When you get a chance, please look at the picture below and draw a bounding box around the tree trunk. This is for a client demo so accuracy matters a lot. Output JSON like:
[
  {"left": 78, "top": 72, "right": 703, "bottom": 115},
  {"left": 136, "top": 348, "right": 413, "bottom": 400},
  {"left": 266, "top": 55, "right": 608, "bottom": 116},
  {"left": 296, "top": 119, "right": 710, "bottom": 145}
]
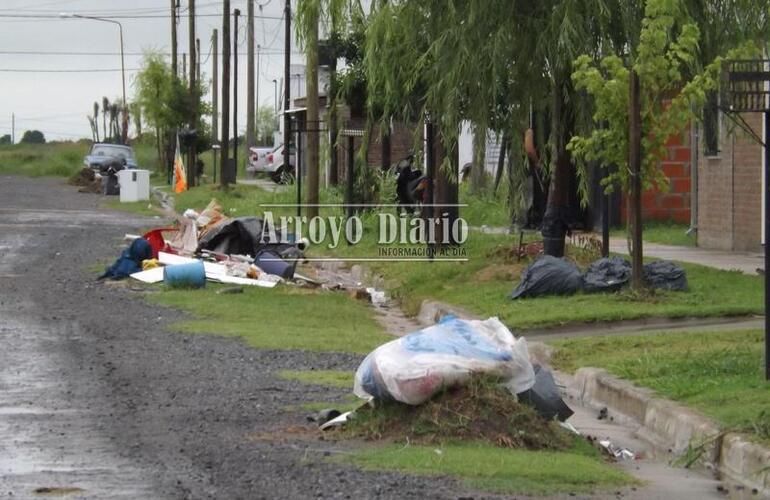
[
  {"left": 541, "top": 76, "right": 574, "bottom": 257},
  {"left": 493, "top": 131, "right": 509, "bottom": 193},
  {"left": 187, "top": 0, "right": 197, "bottom": 188},
  {"left": 246, "top": 0, "right": 255, "bottom": 154},
  {"left": 434, "top": 130, "right": 460, "bottom": 246},
  {"left": 471, "top": 127, "right": 487, "bottom": 194},
  {"left": 629, "top": 70, "right": 644, "bottom": 289},
  {"left": 305, "top": 4, "right": 320, "bottom": 219}
]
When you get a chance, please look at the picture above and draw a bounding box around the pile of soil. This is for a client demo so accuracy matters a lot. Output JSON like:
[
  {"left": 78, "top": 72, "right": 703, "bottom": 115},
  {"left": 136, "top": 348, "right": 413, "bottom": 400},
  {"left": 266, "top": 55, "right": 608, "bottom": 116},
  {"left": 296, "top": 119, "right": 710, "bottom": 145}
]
[
  {"left": 68, "top": 167, "right": 101, "bottom": 193},
  {"left": 342, "top": 377, "right": 574, "bottom": 451}
]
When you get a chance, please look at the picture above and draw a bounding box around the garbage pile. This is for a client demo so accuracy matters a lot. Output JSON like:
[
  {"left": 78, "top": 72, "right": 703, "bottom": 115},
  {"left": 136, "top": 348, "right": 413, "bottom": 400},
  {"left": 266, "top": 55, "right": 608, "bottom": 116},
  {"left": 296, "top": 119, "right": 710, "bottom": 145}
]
[
  {"left": 511, "top": 255, "right": 689, "bottom": 299},
  {"left": 98, "top": 198, "right": 302, "bottom": 288}
]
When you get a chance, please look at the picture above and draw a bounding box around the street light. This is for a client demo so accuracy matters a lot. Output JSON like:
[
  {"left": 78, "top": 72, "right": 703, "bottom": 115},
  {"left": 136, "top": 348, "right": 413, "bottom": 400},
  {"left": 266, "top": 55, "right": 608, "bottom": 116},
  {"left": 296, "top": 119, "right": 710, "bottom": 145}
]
[
  {"left": 272, "top": 79, "right": 278, "bottom": 113},
  {"left": 60, "top": 12, "right": 126, "bottom": 142}
]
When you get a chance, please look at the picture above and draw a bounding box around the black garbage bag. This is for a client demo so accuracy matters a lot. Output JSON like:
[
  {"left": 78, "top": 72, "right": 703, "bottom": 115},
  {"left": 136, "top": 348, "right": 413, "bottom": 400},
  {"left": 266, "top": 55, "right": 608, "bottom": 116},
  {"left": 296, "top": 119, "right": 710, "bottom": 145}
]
[
  {"left": 197, "top": 217, "right": 299, "bottom": 278},
  {"left": 583, "top": 257, "right": 631, "bottom": 293},
  {"left": 510, "top": 255, "right": 583, "bottom": 299},
  {"left": 644, "top": 260, "right": 688, "bottom": 291},
  {"left": 517, "top": 364, "right": 574, "bottom": 422},
  {"left": 198, "top": 217, "right": 294, "bottom": 257}
]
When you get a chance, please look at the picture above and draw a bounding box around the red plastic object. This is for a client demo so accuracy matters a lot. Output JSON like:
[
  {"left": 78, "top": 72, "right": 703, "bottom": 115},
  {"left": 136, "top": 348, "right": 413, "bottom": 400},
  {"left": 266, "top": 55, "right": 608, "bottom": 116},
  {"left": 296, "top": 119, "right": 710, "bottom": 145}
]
[{"left": 142, "top": 227, "right": 177, "bottom": 259}]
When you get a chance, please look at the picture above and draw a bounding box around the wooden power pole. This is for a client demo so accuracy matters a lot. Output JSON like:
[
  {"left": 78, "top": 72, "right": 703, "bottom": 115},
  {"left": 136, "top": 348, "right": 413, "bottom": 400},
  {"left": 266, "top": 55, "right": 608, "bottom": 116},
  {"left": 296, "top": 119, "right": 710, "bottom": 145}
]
[
  {"left": 629, "top": 70, "right": 643, "bottom": 289},
  {"left": 306, "top": 3, "right": 320, "bottom": 219},
  {"left": 233, "top": 8, "right": 240, "bottom": 179},
  {"left": 187, "top": 0, "right": 197, "bottom": 187},
  {"left": 170, "top": 0, "right": 177, "bottom": 77},
  {"left": 246, "top": 0, "right": 255, "bottom": 154},
  {"left": 212, "top": 29, "right": 218, "bottom": 146},
  {"left": 220, "top": 0, "right": 231, "bottom": 187}
]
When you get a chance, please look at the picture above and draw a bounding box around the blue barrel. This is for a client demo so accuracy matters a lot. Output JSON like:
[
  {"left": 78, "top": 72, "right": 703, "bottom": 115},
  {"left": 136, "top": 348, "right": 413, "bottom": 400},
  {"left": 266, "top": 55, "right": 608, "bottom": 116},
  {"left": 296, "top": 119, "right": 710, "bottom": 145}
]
[{"left": 163, "top": 261, "right": 206, "bottom": 288}]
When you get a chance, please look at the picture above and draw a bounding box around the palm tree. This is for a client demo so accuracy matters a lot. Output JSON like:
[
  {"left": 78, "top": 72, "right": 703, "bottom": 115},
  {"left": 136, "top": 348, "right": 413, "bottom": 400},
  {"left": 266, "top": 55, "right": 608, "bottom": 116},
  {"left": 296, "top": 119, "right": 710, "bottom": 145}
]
[
  {"left": 102, "top": 96, "right": 109, "bottom": 142},
  {"left": 92, "top": 101, "right": 100, "bottom": 142}
]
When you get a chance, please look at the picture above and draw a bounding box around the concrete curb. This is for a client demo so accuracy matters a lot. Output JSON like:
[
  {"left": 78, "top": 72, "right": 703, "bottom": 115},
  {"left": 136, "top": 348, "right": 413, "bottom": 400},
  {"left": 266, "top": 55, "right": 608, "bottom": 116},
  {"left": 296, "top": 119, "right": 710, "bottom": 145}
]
[{"left": 566, "top": 367, "right": 770, "bottom": 496}]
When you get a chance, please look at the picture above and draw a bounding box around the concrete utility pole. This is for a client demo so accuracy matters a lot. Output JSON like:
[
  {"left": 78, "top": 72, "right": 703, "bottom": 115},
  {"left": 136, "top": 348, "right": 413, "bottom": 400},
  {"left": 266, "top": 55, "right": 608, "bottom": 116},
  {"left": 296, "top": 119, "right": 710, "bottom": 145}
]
[
  {"left": 283, "top": 0, "right": 291, "bottom": 209},
  {"left": 629, "top": 70, "right": 643, "bottom": 289},
  {"left": 170, "top": 0, "right": 177, "bottom": 77},
  {"left": 11, "top": 113, "right": 14, "bottom": 144},
  {"left": 187, "top": 0, "right": 197, "bottom": 187},
  {"left": 212, "top": 29, "right": 218, "bottom": 146},
  {"left": 306, "top": 3, "right": 320, "bottom": 219},
  {"left": 182, "top": 53, "right": 187, "bottom": 78},
  {"left": 220, "top": 0, "right": 231, "bottom": 187},
  {"left": 246, "top": 0, "right": 255, "bottom": 153},
  {"left": 196, "top": 37, "right": 201, "bottom": 83},
  {"left": 233, "top": 8, "right": 240, "bottom": 179},
  {"left": 256, "top": 44, "right": 260, "bottom": 141}
]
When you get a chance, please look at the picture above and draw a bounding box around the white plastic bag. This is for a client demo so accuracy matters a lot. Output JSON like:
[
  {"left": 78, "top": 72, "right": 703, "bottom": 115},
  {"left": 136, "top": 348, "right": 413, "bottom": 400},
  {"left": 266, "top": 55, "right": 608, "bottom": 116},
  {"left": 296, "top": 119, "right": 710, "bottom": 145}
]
[{"left": 353, "top": 316, "right": 535, "bottom": 405}]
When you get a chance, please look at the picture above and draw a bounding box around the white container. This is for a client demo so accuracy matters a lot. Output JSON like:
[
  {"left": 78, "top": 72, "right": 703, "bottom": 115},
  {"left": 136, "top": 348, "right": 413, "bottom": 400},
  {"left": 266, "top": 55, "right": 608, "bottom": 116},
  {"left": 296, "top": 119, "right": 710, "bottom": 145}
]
[{"left": 117, "top": 169, "right": 150, "bottom": 203}]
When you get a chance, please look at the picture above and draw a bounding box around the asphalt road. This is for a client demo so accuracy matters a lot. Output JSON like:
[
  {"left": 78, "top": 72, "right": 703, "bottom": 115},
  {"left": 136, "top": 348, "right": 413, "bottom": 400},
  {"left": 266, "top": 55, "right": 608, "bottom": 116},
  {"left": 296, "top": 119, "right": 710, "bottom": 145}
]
[{"left": 0, "top": 176, "right": 468, "bottom": 499}]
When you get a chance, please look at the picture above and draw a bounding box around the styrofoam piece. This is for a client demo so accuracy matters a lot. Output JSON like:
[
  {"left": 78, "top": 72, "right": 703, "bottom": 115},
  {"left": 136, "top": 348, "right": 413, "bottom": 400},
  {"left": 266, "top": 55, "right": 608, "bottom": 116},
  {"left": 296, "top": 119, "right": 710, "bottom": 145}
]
[
  {"left": 130, "top": 267, "right": 164, "bottom": 283},
  {"left": 207, "top": 274, "right": 278, "bottom": 288}
]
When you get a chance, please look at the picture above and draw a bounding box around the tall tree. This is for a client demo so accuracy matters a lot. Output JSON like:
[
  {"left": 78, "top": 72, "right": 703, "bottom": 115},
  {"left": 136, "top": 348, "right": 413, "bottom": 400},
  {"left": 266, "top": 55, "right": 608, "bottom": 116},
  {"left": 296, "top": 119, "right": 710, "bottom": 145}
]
[
  {"left": 102, "top": 96, "right": 109, "bottom": 142},
  {"left": 93, "top": 101, "right": 100, "bottom": 142}
]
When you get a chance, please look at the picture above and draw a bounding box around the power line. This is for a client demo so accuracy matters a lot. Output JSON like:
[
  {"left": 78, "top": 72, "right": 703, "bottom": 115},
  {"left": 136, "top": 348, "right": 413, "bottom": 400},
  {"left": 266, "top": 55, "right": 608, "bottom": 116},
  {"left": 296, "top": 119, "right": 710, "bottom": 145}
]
[
  {"left": 0, "top": 68, "right": 140, "bottom": 73},
  {"left": 0, "top": 50, "right": 300, "bottom": 56},
  {"left": 0, "top": 13, "right": 282, "bottom": 19}
]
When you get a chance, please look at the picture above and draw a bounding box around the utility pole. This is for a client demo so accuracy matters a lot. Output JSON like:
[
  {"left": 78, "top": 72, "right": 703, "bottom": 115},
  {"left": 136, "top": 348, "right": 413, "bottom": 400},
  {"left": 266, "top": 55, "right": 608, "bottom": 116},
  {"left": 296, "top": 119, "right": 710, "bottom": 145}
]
[
  {"left": 246, "top": 0, "right": 255, "bottom": 154},
  {"left": 212, "top": 29, "right": 218, "bottom": 147},
  {"left": 233, "top": 8, "right": 240, "bottom": 179},
  {"left": 187, "top": 0, "right": 197, "bottom": 187},
  {"left": 283, "top": 0, "right": 292, "bottom": 212},
  {"left": 629, "top": 70, "right": 643, "bottom": 289},
  {"left": 170, "top": 0, "right": 177, "bottom": 77},
  {"left": 182, "top": 53, "right": 187, "bottom": 79},
  {"left": 256, "top": 44, "right": 260, "bottom": 142},
  {"left": 306, "top": 3, "right": 320, "bottom": 219},
  {"left": 11, "top": 113, "right": 14, "bottom": 144},
  {"left": 196, "top": 37, "right": 200, "bottom": 83},
  {"left": 220, "top": 0, "right": 231, "bottom": 187}
]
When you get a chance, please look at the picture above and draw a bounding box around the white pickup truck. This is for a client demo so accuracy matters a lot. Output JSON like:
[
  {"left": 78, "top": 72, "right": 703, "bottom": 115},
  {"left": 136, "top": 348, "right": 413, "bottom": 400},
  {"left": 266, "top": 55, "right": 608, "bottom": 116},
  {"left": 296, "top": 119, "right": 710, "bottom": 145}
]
[{"left": 247, "top": 144, "right": 296, "bottom": 184}]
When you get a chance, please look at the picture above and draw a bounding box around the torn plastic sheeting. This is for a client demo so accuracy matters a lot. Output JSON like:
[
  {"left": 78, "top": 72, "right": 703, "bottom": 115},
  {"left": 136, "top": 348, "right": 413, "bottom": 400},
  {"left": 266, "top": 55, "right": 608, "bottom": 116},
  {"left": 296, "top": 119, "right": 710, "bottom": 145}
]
[
  {"left": 598, "top": 439, "right": 636, "bottom": 461},
  {"left": 197, "top": 216, "right": 296, "bottom": 259},
  {"left": 319, "top": 411, "right": 354, "bottom": 431},
  {"left": 353, "top": 316, "right": 535, "bottom": 406},
  {"left": 510, "top": 255, "right": 583, "bottom": 299}
]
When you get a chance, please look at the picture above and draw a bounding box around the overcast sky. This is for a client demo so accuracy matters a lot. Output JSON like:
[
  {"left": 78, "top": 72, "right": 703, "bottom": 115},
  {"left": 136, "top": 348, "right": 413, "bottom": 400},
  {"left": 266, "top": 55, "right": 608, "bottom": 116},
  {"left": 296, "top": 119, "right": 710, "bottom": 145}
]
[{"left": 0, "top": 0, "right": 305, "bottom": 141}]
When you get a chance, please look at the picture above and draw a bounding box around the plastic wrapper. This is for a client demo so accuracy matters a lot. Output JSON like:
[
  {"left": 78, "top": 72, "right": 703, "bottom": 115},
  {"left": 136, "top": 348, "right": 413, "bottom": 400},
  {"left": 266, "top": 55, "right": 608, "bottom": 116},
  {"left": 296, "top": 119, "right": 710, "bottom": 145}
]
[{"left": 353, "top": 316, "right": 535, "bottom": 406}]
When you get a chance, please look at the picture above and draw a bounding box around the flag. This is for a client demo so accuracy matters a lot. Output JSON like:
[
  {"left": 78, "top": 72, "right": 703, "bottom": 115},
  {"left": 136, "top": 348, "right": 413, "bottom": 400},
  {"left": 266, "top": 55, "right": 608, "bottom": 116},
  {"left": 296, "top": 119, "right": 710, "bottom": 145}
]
[{"left": 173, "top": 134, "right": 187, "bottom": 193}]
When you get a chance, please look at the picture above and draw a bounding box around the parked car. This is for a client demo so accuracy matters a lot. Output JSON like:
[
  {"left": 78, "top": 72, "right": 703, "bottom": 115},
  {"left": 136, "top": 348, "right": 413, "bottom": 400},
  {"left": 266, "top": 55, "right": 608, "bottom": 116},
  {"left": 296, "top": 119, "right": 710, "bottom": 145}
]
[
  {"left": 83, "top": 143, "right": 138, "bottom": 173},
  {"left": 247, "top": 143, "right": 296, "bottom": 184}
]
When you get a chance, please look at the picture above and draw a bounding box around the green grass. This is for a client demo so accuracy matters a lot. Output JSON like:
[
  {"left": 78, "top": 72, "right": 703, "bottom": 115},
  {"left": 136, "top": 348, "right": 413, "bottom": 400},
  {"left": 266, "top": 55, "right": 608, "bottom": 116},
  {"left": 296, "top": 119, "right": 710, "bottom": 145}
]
[
  {"left": 114, "top": 181, "right": 762, "bottom": 331},
  {"left": 612, "top": 221, "right": 696, "bottom": 247},
  {"left": 550, "top": 329, "right": 770, "bottom": 443},
  {"left": 277, "top": 369, "right": 354, "bottom": 389},
  {"left": 340, "top": 441, "right": 635, "bottom": 496},
  {"left": 147, "top": 283, "right": 393, "bottom": 354},
  {"left": 0, "top": 142, "right": 88, "bottom": 177}
]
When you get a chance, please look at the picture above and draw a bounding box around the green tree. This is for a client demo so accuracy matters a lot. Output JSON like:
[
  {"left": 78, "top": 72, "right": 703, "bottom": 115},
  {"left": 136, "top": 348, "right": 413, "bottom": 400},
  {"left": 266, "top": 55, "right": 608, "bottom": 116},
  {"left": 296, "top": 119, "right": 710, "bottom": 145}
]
[
  {"left": 567, "top": 0, "right": 760, "bottom": 287},
  {"left": 0, "top": 134, "right": 11, "bottom": 145},
  {"left": 21, "top": 130, "right": 45, "bottom": 144},
  {"left": 255, "top": 105, "right": 276, "bottom": 146},
  {"left": 133, "top": 51, "right": 210, "bottom": 175}
]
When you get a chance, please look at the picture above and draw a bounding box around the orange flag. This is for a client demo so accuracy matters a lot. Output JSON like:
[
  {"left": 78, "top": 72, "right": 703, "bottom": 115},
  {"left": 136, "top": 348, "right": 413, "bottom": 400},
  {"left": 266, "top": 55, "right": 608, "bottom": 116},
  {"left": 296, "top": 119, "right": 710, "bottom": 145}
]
[{"left": 173, "top": 135, "right": 187, "bottom": 193}]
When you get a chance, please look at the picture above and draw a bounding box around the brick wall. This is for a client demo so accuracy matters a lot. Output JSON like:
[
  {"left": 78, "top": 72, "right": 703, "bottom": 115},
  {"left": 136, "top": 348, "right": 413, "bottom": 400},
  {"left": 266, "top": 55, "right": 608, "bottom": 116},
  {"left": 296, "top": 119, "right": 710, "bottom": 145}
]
[
  {"left": 620, "top": 128, "right": 692, "bottom": 223},
  {"left": 697, "top": 112, "right": 763, "bottom": 251}
]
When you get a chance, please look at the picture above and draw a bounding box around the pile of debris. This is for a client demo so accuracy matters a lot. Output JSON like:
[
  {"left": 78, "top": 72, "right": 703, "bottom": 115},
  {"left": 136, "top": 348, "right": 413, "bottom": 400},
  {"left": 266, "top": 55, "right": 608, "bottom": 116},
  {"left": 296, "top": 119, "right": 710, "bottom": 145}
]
[
  {"left": 98, "top": 199, "right": 303, "bottom": 289},
  {"left": 316, "top": 316, "right": 576, "bottom": 449}
]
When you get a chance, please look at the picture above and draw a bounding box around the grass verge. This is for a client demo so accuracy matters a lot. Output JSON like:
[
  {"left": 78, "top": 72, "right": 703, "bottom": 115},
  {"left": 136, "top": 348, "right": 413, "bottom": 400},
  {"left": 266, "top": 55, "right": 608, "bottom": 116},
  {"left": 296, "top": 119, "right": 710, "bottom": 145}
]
[
  {"left": 0, "top": 142, "right": 87, "bottom": 177},
  {"left": 550, "top": 329, "right": 770, "bottom": 443},
  {"left": 612, "top": 221, "right": 696, "bottom": 247},
  {"left": 339, "top": 441, "right": 635, "bottom": 496},
  {"left": 277, "top": 369, "right": 354, "bottom": 389},
  {"left": 147, "top": 283, "right": 393, "bottom": 354}
]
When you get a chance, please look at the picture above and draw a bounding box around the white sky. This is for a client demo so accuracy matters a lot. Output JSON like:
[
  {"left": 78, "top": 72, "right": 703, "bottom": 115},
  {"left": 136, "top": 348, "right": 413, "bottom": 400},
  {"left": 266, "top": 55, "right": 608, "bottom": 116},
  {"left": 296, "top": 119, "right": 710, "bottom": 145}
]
[{"left": 0, "top": 0, "right": 305, "bottom": 141}]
